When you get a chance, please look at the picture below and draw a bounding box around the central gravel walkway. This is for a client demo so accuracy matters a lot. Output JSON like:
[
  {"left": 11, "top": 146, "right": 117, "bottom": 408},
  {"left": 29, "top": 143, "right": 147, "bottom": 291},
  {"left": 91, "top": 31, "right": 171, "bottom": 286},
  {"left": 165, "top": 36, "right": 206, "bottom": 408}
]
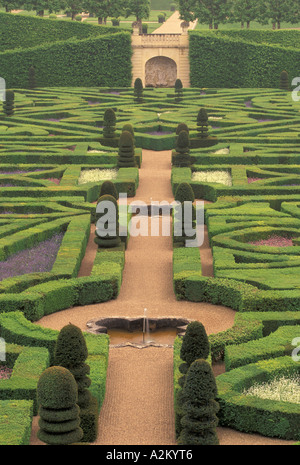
[
  {"left": 31, "top": 150, "right": 294, "bottom": 446},
  {"left": 152, "top": 11, "right": 198, "bottom": 34}
]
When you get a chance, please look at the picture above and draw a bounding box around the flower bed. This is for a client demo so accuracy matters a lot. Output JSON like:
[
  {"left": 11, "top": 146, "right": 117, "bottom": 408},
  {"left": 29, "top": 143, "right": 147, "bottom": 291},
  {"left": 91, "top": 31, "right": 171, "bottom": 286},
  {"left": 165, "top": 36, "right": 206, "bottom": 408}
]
[
  {"left": 0, "top": 232, "right": 64, "bottom": 281},
  {"left": 78, "top": 169, "right": 118, "bottom": 185},
  {"left": 191, "top": 170, "right": 232, "bottom": 186}
]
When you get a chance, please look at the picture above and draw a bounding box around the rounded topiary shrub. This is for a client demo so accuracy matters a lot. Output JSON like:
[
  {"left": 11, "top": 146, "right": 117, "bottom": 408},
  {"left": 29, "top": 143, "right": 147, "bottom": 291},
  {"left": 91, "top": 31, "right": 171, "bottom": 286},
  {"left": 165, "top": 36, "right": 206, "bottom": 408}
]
[
  {"left": 280, "top": 70, "right": 290, "bottom": 91},
  {"left": 122, "top": 123, "right": 134, "bottom": 138},
  {"left": 175, "top": 78, "right": 183, "bottom": 102},
  {"left": 118, "top": 130, "right": 137, "bottom": 168},
  {"left": 99, "top": 180, "right": 118, "bottom": 200},
  {"left": 180, "top": 321, "right": 210, "bottom": 367},
  {"left": 75, "top": 15, "right": 82, "bottom": 21},
  {"left": 175, "top": 182, "right": 195, "bottom": 203},
  {"left": 178, "top": 359, "right": 219, "bottom": 446},
  {"left": 37, "top": 366, "right": 83, "bottom": 445},
  {"left": 176, "top": 123, "right": 189, "bottom": 135},
  {"left": 95, "top": 194, "right": 121, "bottom": 248},
  {"left": 103, "top": 108, "right": 117, "bottom": 139}
]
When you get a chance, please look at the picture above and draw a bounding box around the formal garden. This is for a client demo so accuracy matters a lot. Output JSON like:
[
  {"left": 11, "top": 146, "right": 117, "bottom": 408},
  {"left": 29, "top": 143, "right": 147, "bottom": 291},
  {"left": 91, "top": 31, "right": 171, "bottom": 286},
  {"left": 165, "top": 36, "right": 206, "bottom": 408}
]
[{"left": 0, "top": 2, "right": 300, "bottom": 447}]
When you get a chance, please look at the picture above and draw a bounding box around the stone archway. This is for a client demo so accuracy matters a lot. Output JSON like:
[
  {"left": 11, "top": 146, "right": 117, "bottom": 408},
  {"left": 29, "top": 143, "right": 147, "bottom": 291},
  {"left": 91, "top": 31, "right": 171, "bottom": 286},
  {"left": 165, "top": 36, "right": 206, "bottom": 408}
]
[{"left": 145, "top": 56, "right": 177, "bottom": 88}]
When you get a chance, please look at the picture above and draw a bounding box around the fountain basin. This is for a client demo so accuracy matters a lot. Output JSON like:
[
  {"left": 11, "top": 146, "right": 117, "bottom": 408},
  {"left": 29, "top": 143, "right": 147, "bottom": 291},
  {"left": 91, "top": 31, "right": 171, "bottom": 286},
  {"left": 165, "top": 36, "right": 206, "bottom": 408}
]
[{"left": 86, "top": 316, "right": 193, "bottom": 348}]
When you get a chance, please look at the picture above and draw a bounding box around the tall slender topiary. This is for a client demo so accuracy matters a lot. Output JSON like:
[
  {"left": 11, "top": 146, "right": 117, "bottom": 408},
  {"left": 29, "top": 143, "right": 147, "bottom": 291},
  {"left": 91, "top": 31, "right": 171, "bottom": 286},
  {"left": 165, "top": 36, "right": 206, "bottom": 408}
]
[
  {"left": 94, "top": 194, "right": 122, "bottom": 248},
  {"left": 54, "top": 324, "right": 91, "bottom": 409},
  {"left": 280, "top": 70, "right": 290, "bottom": 91},
  {"left": 173, "top": 183, "right": 196, "bottom": 246},
  {"left": 175, "top": 78, "right": 183, "bottom": 103},
  {"left": 173, "top": 130, "right": 191, "bottom": 167},
  {"left": 134, "top": 78, "right": 144, "bottom": 103},
  {"left": 118, "top": 130, "right": 137, "bottom": 168},
  {"left": 103, "top": 108, "right": 117, "bottom": 139},
  {"left": 176, "top": 321, "right": 210, "bottom": 436},
  {"left": 37, "top": 366, "right": 83, "bottom": 445},
  {"left": 3, "top": 90, "right": 14, "bottom": 117},
  {"left": 28, "top": 66, "right": 36, "bottom": 89},
  {"left": 178, "top": 359, "right": 220, "bottom": 445},
  {"left": 197, "top": 108, "right": 209, "bottom": 139},
  {"left": 53, "top": 324, "right": 98, "bottom": 442}
]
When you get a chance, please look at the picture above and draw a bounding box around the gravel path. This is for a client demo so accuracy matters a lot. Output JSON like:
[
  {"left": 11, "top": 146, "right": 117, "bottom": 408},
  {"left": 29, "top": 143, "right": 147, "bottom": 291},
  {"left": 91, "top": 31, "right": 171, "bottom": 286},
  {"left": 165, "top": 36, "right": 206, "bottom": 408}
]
[{"left": 31, "top": 150, "right": 294, "bottom": 446}]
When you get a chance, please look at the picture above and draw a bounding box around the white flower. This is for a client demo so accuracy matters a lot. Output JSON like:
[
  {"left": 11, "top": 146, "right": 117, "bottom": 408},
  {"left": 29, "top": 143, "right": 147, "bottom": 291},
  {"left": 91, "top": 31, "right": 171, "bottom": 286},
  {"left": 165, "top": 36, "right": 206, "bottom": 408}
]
[
  {"left": 192, "top": 170, "right": 232, "bottom": 186},
  {"left": 243, "top": 375, "right": 300, "bottom": 404},
  {"left": 78, "top": 169, "right": 118, "bottom": 185}
]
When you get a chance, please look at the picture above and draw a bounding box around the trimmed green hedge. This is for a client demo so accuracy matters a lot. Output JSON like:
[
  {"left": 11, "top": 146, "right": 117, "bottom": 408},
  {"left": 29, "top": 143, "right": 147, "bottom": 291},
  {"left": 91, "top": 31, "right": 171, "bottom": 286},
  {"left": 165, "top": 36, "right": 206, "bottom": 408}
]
[
  {"left": 189, "top": 31, "right": 300, "bottom": 88},
  {"left": 1, "top": 33, "right": 132, "bottom": 88},
  {"left": 0, "top": 11, "right": 120, "bottom": 52},
  {"left": 0, "top": 399, "right": 33, "bottom": 445},
  {"left": 217, "top": 356, "right": 300, "bottom": 440}
]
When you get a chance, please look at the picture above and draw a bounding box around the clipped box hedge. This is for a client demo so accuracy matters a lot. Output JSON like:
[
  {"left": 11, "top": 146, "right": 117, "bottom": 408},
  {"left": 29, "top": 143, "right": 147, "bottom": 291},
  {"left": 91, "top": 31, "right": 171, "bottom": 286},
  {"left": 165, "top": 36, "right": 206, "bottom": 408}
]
[{"left": 217, "top": 356, "right": 300, "bottom": 440}]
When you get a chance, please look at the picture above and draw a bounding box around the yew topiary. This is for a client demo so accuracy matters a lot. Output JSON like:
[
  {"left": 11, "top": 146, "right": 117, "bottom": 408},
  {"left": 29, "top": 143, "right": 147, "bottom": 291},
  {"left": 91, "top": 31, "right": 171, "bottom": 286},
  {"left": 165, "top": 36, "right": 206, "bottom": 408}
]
[
  {"left": 280, "top": 70, "right": 290, "bottom": 91},
  {"left": 99, "top": 180, "right": 118, "bottom": 201},
  {"left": 37, "top": 366, "right": 83, "bottom": 445},
  {"left": 175, "top": 78, "right": 183, "bottom": 103},
  {"left": 3, "top": 90, "right": 14, "bottom": 117},
  {"left": 118, "top": 130, "right": 137, "bottom": 168},
  {"left": 197, "top": 108, "right": 209, "bottom": 139},
  {"left": 134, "top": 78, "right": 143, "bottom": 103},
  {"left": 94, "top": 194, "right": 121, "bottom": 248},
  {"left": 103, "top": 108, "right": 117, "bottom": 139},
  {"left": 178, "top": 359, "right": 219, "bottom": 445},
  {"left": 173, "top": 130, "right": 191, "bottom": 167}
]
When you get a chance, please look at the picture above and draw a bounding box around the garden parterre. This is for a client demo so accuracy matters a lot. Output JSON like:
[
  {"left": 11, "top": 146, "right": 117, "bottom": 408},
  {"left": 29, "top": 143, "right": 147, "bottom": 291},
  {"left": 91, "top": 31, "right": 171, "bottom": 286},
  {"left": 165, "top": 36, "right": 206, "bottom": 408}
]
[{"left": 0, "top": 86, "right": 300, "bottom": 443}]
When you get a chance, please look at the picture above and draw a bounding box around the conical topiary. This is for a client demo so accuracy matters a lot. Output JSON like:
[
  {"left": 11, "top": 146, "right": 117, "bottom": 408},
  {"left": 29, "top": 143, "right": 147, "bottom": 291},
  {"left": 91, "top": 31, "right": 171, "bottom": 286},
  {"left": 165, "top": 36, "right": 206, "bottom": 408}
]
[
  {"left": 197, "top": 108, "right": 209, "bottom": 139},
  {"left": 173, "top": 130, "right": 191, "bottom": 167},
  {"left": 173, "top": 183, "right": 196, "bottom": 246},
  {"left": 37, "top": 366, "right": 83, "bottom": 445},
  {"left": 176, "top": 321, "right": 210, "bottom": 436},
  {"left": 99, "top": 180, "right": 118, "bottom": 201},
  {"left": 103, "top": 108, "right": 116, "bottom": 139},
  {"left": 3, "top": 90, "right": 14, "bottom": 116},
  {"left": 53, "top": 323, "right": 91, "bottom": 409},
  {"left": 280, "top": 70, "right": 290, "bottom": 91},
  {"left": 117, "top": 130, "right": 137, "bottom": 168},
  {"left": 94, "top": 194, "right": 122, "bottom": 248},
  {"left": 134, "top": 78, "right": 143, "bottom": 103},
  {"left": 175, "top": 78, "right": 183, "bottom": 103},
  {"left": 178, "top": 359, "right": 219, "bottom": 445}
]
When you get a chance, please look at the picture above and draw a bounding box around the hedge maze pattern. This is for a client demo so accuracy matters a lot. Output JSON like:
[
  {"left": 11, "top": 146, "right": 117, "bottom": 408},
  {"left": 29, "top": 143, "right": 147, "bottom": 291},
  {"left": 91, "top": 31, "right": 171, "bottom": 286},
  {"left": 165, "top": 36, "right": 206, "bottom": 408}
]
[{"left": 0, "top": 86, "right": 300, "bottom": 443}]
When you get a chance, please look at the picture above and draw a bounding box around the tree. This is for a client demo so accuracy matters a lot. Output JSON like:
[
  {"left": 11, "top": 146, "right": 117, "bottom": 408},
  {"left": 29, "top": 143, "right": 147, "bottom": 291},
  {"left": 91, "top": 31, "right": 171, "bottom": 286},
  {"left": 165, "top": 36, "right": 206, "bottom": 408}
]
[
  {"left": 232, "top": 0, "right": 259, "bottom": 28},
  {"left": 37, "top": 366, "right": 83, "bottom": 445},
  {"left": 125, "top": 0, "right": 150, "bottom": 33},
  {"left": 64, "top": 0, "right": 84, "bottom": 19},
  {"left": 256, "top": 0, "right": 298, "bottom": 29},
  {"left": 23, "top": 0, "right": 65, "bottom": 16},
  {"left": 179, "top": 0, "right": 232, "bottom": 29},
  {"left": 0, "top": 0, "right": 20, "bottom": 12},
  {"left": 83, "top": 0, "right": 124, "bottom": 24},
  {"left": 178, "top": 359, "right": 220, "bottom": 445}
]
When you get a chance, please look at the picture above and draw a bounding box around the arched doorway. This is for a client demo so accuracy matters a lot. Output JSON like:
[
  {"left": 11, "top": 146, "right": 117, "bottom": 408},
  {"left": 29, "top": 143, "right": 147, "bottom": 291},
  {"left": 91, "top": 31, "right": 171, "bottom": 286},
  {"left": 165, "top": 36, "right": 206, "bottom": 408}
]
[{"left": 145, "top": 56, "right": 177, "bottom": 88}]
